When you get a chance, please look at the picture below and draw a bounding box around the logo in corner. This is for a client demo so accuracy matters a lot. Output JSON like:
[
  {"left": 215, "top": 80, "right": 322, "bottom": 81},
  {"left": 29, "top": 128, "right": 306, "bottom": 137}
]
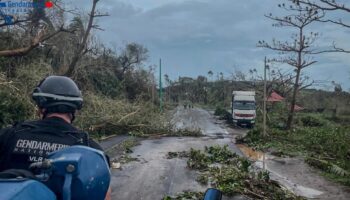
[{"left": 0, "top": 0, "right": 54, "bottom": 25}]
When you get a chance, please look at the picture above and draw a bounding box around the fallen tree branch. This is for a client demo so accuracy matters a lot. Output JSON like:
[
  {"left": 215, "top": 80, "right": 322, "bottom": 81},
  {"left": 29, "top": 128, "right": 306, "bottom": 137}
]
[
  {"left": 0, "top": 26, "right": 68, "bottom": 57},
  {"left": 244, "top": 188, "right": 265, "bottom": 199},
  {"left": 117, "top": 108, "right": 141, "bottom": 123}
]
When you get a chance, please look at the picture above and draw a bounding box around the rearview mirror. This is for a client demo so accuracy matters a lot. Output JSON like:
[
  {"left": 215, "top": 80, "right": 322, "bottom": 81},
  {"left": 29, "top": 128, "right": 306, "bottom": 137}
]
[{"left": 203, "top": 188, "right": 222, "bottom": 200}]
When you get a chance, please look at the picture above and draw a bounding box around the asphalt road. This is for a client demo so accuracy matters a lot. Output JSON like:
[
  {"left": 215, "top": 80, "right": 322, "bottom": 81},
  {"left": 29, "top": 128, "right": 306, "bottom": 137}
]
[
  {"left": 102, "top": 107, "right": 350, "bottom": 200},
  {"left": 99, "top": 135, "right": 130, "bottom": 150},
  {"left": 108, "top": 107, "right": 246, "bottom": 200}
]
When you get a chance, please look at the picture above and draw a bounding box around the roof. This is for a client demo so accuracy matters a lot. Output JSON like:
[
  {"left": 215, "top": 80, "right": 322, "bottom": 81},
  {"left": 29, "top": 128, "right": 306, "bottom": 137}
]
[
  {"left": 266, "top": 91, "right": 304, "bottom": 111},
  {"left": 267, "top": 91, "right": 284, "bottom": 102}
]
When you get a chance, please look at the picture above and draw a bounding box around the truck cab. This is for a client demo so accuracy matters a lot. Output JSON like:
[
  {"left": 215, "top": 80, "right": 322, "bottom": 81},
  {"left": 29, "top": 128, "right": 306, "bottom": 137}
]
[{"left": 232, "top": 91, "right": 256, "bottom": 127}]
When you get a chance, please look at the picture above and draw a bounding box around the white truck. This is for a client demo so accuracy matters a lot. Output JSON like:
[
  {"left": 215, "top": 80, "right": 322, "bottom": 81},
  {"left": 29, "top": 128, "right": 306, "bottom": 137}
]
[{"left": 232, "top": 91, "right": 256, "bottom": 127}]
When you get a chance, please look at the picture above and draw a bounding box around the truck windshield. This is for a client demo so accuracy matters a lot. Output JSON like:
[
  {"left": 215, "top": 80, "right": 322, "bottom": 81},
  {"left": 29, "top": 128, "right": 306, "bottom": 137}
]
[{"left": 233, "top": 101, "right": 255, "bottom": 110}]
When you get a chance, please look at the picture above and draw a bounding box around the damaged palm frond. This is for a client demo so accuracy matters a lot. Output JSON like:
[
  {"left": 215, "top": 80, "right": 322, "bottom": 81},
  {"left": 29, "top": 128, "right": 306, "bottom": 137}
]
[{"left": 306, "top": 157, "right": 350, "bottom": 177}]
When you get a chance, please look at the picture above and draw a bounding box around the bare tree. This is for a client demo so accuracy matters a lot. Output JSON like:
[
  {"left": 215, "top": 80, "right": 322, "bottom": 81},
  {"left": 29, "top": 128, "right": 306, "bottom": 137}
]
[
  {"left": 296, "top": 0, "right": 350, "bottom": 27},
  {"left": 295, "top": 0, "right": 350, "bottom": 53},
  {"left": 0, "top": 26, "right": 67, "bottom": 57},
  {"left": 249, "top": 66, "right": 322, "bottom": 98},
  {"left": 257, "top": 2, "right": 329, "bottom": 129},
  {"left": 116, "top": 43, "right": 148, "bottom": 79},
  {"left": 64, "top": 0, "right": 108, "bottom": 76}
]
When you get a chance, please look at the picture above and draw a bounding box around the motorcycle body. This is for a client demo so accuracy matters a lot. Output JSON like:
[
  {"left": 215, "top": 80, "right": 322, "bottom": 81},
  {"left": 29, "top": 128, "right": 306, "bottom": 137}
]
[
  {"left": 0, "top": 146, "right": 111, "bottom": 200},
  {"left": 0, "top": 145, "right": 222, "bottom": 200},
  {"left": 203, "top": 188, "right": 222, "bottom": 200}
]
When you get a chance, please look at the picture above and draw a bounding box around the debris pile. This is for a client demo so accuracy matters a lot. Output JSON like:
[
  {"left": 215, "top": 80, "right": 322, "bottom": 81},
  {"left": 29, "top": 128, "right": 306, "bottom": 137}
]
[{"left": 168, "top": 145, "right": 305, "bottom": 200}]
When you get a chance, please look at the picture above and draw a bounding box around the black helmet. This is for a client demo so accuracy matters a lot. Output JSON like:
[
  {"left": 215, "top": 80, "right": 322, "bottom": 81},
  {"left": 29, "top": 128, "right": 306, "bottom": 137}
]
[{"left": 32, "top": 76, "right": 83, "bottom": 113}]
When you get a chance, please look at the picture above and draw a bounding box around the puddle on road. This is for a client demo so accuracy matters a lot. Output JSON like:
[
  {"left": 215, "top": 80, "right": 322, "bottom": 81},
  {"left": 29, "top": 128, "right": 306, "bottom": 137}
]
[
  {"left": 236, "top": 144, "right": 324, "bottom": 199},
  {"left": 236, "top": 144, "right": 265, "bottom": 161}
]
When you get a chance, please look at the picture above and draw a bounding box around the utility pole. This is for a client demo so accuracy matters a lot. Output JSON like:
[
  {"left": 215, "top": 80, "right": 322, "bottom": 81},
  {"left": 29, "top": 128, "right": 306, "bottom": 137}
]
[
  {"left": 263, "top": 57, "right": 267, "bottom": 171},
  {"left": 159, "top": 59, "right": 163, "bottom": 112},
  {"left": 263, "top": 57, "right": 267, "bottom": 137},
  {"left": 151, "top": 66, "right": 155, "bottom": 103}
]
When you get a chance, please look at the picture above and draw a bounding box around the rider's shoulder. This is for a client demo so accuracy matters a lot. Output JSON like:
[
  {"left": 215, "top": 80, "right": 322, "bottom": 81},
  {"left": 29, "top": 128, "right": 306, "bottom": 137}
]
[
  {"left": 0, "top": 120, "right": 36, "bottom": 138},
  {"left": 0, "top": 126, "right": 12, "bottom": 136}
]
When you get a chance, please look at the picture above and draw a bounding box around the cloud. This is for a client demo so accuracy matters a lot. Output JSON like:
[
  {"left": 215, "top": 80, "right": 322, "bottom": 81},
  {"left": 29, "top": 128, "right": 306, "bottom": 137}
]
[{"left": 67, "top": 0, "right": 350, "bottom": 90}]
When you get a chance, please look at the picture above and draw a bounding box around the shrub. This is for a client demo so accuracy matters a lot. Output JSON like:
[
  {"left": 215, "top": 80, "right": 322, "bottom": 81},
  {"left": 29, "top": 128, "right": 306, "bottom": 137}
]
[
  {"left": 214, "top": 106, "right": 227, "bottom": 116},
  {"left": 0, "top": 72, "right": 35, "bottom": 128},
  {"left": 0, "top": 90, "right": 34, "bottom": 128},
  {"left": 299, "top": 115, "right": 327, "bottom": 127},
  {"left": 214, "top": 106, "right": 232, "bottom": 123},
  {"left": 242, "top": 126, "right": 265, "bottom": 144},
  {"left": 299, "top": 127, "right": 350, "bottom": 167}
]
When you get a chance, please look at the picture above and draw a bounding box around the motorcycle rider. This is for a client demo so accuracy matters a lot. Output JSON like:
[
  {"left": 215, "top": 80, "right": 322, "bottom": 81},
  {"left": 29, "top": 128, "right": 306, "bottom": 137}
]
[{"left": 0, "top": 75, "right": 111, "bottom": 199}]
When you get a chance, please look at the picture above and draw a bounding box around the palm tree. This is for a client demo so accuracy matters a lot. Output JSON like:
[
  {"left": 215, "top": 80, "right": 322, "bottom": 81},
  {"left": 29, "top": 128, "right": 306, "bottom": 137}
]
[{"left": 207, "top": 70, "right": 213, "bottom": 81}]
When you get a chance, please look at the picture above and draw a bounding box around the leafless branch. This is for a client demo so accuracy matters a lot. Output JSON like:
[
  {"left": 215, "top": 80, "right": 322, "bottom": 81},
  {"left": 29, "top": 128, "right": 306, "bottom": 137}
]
[
  {"left": 318, "top": 18, "right": 350, "bottom": 28},
  {"left": 310, "top": 42, "right": 350, "bottom": 54},
  {"left": 296, "top": 0, "right": 350, "bottom": 27},
  {"left": 0, "top": 26, "right": 68, "bottom": 57},
  {"left": 296, "top": 0, "right": 350, "bottom": 12},
  {"left": 52, "top": 0, "right": 80, "bottom": 15},
  {"left": 64, "top": 0, "right": 105, "bottom": 76},
  {"left": 92, "top": 24, "right": 105, "bottom": 31}
]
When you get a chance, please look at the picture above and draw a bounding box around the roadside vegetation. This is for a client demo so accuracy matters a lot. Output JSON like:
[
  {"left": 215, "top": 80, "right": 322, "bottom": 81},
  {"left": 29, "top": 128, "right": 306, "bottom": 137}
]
[
  {"left": 0, "top": 0, "right": 190, "bottom": 140},
  {"left": 0, "top": 57, "right": 177, "bottom": 139},
  {"left": 213, "top": 107, "right": 233, "bottom": 124},
  {"left": 167, "top": 145, "right": 305, "bottom": 200},
  {"left": 239, "top": 112, "right": 350, "bottom": 186}
]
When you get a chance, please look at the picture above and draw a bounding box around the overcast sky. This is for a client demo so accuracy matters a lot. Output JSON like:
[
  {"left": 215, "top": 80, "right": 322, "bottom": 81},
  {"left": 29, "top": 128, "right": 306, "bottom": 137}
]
[{"left": 67, "top": 0, "right": 350, "bottom": 91}]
